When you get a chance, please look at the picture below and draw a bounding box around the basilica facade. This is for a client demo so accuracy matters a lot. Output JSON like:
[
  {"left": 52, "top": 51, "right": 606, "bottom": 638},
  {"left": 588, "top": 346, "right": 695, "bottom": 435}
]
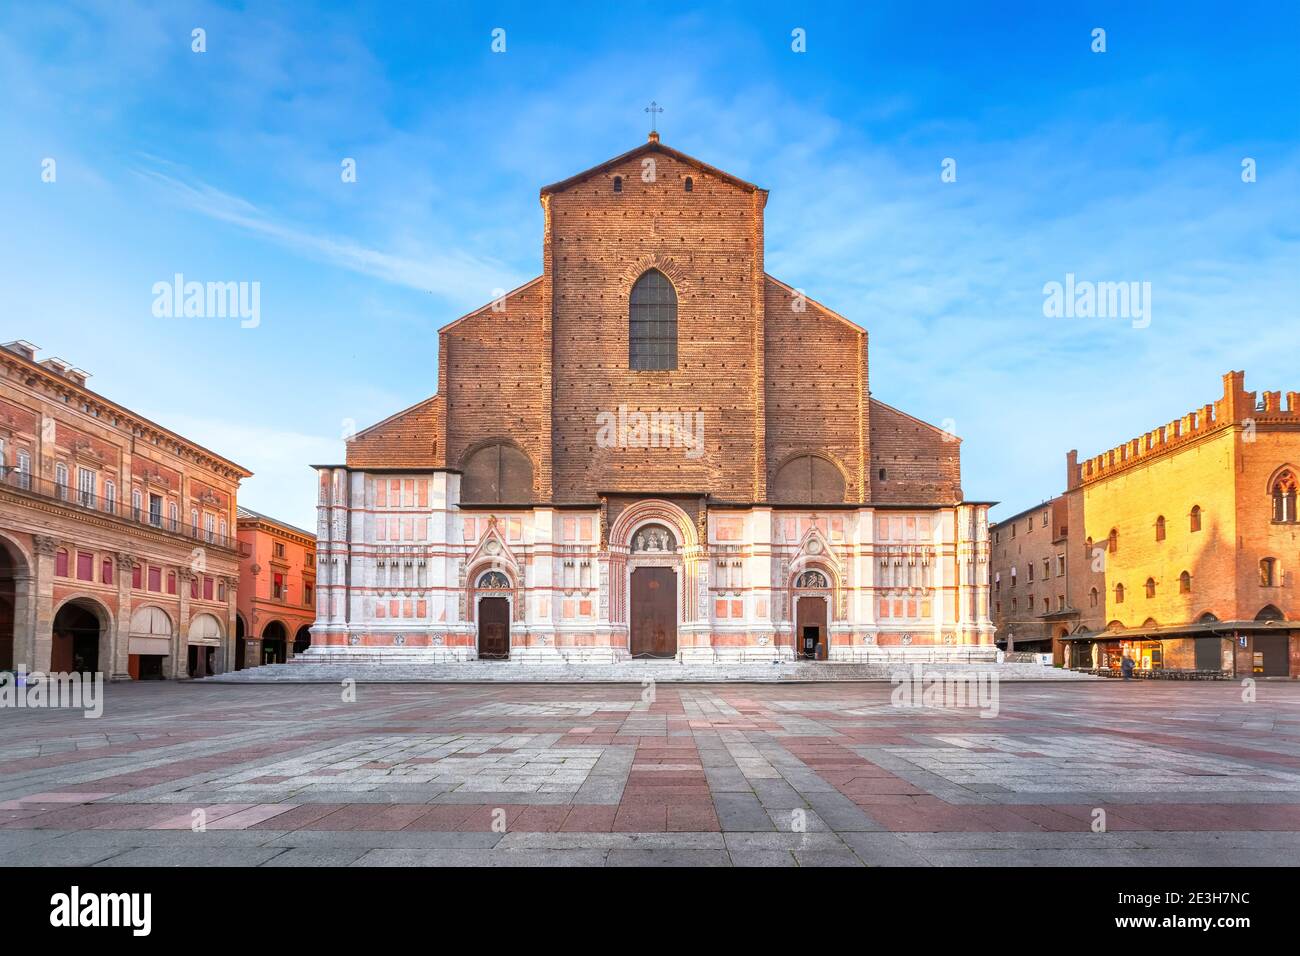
[{"left": 310, "top": 134, "right": 994, "bottom": 662}]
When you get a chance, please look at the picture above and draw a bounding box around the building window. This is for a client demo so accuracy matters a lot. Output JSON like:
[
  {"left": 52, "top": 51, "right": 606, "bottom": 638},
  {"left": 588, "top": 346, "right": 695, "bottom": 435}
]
[
  {"left": 1272, "top": 471, "right": 1298, "bottom": 523},
  {"left": 169, "top": 501, "right": 179, "bottom": 528},
  {"left": 1145, "top": 577, "right": 1156, "bottom": 599},
  {"left": 1089, "top": 587, "right": 1099, "bottom": 608},
  {"left": 1155, "top": 515, "right": 1166, "bottom": 541},
  {"left": 203, "top": 576, "right": 214, "bottom": 601},
  {"left": 1107, "top": 528, "right": 1119, "bottom": 553},
  {"left": 55, "top": 463, "right": 69, "bottom": 500},
  {"left": 1056, "top": 554, "right": 1066, "bottom": 576},
  {"left": 219, "top": 518, "right": 227, "bottom": 542},
  {"left": 273, "top": 573, "right": 285, "bottom": 600},
  {"left": 204, "top": 514, "right": 215, "bottom": 543},
  {"left": 218, "top": 581, "right": 226, "bottom": 602},
  {"left": 684, "top": 176, "right": 694, "bottom": 192},
  {"left": 167, "top": 571, "right": 177, "bottom": 595},
  {"left": 77, "top": 468, "right": 96, "bottom": 508},
  {"left": 1179, "top": 570, "right": 1192, "bottom": 594},
  {"left": 1041, "top": 510, "right": 1048, "bottom": 527},
  {"left": 101, "top": 557, "right": 113, "bottom": 585},
  {"left": 148, "top": 567, "right": 162, "bottom": 592},
  {"left": 1028, "top": 563, "right": 1034, "bottom": 582},
  {"left": 274, "top": 542, "right": 286, "bottom": 559},
  {"left": 16, "top": 450, "right": 31, "bottom": 489},
  {"left": 1190, "top": 505, "right": 1202, "bottom": 532},
  {"left": 629, "top": 269, "right": 678, "bottom": 370},
  {"left": 613, "top": 175, "right": 623, "bottom": 193},
  {"left": 132, "top": 489, "right": 142, "bottom": 520},
  {"left": 55, "top": 548, "right": 69, "bottom": 576},
  {"left": 132, "top": 564, "right": 142, "bottom": 589},
  {"left": 305, "top": 583, "right": 314, "bottom": 606},
  {"left": 76, "top": 551, "right": 93, "bottom": 581},
  {"left": 1042, "top": 558, "right": 1050, "bottom": 580},
  {"left": 1260, "top": 557, "right": 1277, "bottom": 587},
  {"left": 1115, "top": 583, "right": 1125, "bottom": 604},
  {"left": 105, "top": 480, "right": 116, "bottom": 514},
  {"left": 148, "top": 494, "right": 162, "bottom": 527}
]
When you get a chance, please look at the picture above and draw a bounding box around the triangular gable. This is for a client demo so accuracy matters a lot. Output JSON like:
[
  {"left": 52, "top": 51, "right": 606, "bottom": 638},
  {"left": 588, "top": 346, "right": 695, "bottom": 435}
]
[{"left": 540, "top": 137, "right": 766, "bottom": 196}]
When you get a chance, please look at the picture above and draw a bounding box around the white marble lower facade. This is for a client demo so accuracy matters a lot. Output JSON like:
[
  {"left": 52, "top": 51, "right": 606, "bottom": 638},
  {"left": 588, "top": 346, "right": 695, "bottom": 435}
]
[{"left": 308, "top": 468, "right": 995, "bottom": 663}]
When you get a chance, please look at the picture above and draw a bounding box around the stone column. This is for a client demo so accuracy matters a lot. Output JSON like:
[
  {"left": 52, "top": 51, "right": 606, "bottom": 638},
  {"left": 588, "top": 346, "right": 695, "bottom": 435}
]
[
  {"left": 222, "top": 575, "right": 238, "bottom": 673},
  {"left": 111, "top": 551, "right": 135, "bottom": 680},
  {"left": 175, "top": 570, "right": 195, "bottom": 678},
  {"left": 32, "top": 535, "right": 57, "bottom": 673}
]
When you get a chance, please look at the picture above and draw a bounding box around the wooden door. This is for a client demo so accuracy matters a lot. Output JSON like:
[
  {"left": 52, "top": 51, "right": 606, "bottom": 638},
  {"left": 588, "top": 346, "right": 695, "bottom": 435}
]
[
  {"left": 478, "top": 597, "right": 510, "bottom": 660},
  {"left": 795, "top": 596, "right": 828, "bottom": 659},
  {"left": 630, "top": 567, "right": 676, "bottom": 658}
]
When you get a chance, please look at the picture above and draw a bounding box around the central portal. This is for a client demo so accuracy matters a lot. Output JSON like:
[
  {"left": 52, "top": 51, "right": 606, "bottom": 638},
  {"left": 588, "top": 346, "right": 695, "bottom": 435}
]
[
  {"left": 478, "top": 597, "right": 510, "bottom": 660},
  {"left": 630, "top": 566, "right": 677, "bottom": 658}
]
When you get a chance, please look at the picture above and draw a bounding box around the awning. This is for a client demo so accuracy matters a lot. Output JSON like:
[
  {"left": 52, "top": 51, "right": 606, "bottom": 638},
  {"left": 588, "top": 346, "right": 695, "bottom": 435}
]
[{"left": 1061, "top": 620, "right": 1294, "bottom": 642}]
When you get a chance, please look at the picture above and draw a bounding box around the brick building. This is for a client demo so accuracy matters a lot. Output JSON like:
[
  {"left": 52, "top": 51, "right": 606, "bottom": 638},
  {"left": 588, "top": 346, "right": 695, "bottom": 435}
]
[
  {"left": 1060, "top": 372, "right": 1300, "bottom": 677},
  {"left": 236, "top": 507, "right": 315, "bottom": 668},
  {"left": 1002, "top": 371, "right": 1299, "bottom": 677},
  {"left": 988, "top": 496, "right": 1073, "bottom": 654},
  {"left": 0, "top": 341, "right": 250, "bottom": 679},
  {"left": 311, "top": 135, "right": 995, "bottom": 662}
]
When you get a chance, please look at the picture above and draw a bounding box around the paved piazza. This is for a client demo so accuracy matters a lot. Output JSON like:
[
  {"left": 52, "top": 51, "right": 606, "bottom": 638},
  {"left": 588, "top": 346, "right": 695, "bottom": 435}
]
[{"left": 2, "top": 680, "right": 1299, "bottom": 867}]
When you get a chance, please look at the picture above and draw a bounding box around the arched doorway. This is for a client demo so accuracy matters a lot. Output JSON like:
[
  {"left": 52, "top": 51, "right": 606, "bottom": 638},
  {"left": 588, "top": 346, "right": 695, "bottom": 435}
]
[
  {"left": 262, "top": 620, "right": 287, "bottom": 665},
  {"left": 235, "top": 614, "right": 246, "bottom": 670},
  {"left": 629, "top": 524, "right": 678, "bottom": 658},
  {"left": 127, "top": 606, "right": 173, "bottom": 680},
  {"left": 0, "top": 539, "right": 22, "bottom": 671},
  {"left": 474, "top": 569, "right": 512, "bottom": 660},
  {"left": 293, "top": 625, "right": 312, "bottom": 655},
  {"left": 793, "top": 569, "right": 831, "bottom": 659},
  {"left": 52, "top": 599, "right": 108, "bottom": 673},
  {"left": 187, "top": 613, "right": 224, "bottom": 677}
]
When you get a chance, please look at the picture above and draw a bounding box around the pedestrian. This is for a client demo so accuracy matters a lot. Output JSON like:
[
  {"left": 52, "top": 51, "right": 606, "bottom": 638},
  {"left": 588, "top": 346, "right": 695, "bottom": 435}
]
[{"left": 1121, "top": 653, "right": 1135, "bottom": 680}]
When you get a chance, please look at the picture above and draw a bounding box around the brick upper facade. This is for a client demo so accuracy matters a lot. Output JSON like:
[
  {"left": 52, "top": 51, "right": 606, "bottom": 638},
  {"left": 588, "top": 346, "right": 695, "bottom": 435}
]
[{"left": 345, "top": 135, "right": 961, "bottom": 507}]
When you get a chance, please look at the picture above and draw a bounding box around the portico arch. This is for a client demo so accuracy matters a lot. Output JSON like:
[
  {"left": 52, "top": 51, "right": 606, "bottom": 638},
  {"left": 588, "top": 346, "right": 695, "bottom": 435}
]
[
  {"left": 0, "top": 532, "right": 33, "bottom": 671},
  {"left": 52, "top": 594, "right": 113, "bottom": 674}
]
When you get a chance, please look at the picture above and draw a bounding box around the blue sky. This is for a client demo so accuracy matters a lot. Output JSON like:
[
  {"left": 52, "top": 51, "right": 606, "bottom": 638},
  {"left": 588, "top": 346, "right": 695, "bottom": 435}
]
[{"left": 2, "top": 0, "right": 1297, "bottom": 530}]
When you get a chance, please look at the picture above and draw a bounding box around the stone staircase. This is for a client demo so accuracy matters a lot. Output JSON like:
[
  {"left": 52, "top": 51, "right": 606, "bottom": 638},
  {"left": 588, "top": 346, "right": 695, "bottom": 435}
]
[{"left": 203, "top": 657, "right": 1096, "bottom": 684}]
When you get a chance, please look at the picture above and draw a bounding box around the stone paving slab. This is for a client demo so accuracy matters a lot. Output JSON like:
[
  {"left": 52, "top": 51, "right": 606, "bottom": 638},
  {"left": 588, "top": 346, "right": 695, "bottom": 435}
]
[{"left": 0, "top": 680, "right": 1297, "bottom": 866}]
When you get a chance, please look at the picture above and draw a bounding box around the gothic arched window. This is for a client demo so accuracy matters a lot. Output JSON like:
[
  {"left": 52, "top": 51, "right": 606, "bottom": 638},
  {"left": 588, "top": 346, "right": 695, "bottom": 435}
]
[
  {"left": 1155, "top": 515, "right": 1166, "bottom": 541},
  {"left": 1271, "top": 470, "right": 1297, "bottom": 523},
  {"left": 1179, "top": 571, "right": 1192, "bottom": 594},
  {"left": 629, "top": 269, "right": 677, "bottom": 370},
  {"left": 1189, "top": 505, "right": 1202, "bottom": 532}
]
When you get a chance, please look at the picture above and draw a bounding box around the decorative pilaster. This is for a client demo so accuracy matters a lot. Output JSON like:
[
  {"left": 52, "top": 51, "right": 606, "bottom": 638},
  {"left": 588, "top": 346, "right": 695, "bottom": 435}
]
[
  {"left": 111, "top": 551, "right": 135, "bottom": 679},
  {"left": 31, "top": 534, "right": 57, "bottom": 672}
]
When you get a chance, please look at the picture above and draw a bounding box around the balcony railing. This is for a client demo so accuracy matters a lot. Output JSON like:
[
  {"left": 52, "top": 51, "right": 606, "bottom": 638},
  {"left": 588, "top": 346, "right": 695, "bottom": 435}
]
[{"left": 0, "top": 466, "right": 248, "bottom": 554}]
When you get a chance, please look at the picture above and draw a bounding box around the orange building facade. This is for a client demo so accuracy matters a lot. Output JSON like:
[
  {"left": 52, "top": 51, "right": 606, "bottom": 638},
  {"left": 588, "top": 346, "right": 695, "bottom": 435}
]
[
  {"left": 993, "top": 371, "right": 1299, "bottom": 678},
  {"left": 0, "top": 341, "right": 250, "bottom": 679},
  {"left": 235, "top": 507, "right": 315, "bottom": 668}
]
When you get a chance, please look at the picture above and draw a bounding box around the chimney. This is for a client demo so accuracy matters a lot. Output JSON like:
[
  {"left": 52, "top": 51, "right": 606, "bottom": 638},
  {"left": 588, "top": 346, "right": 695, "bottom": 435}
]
[{"left": 2, "top": 341, "right": 38, "bottom": 362}]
